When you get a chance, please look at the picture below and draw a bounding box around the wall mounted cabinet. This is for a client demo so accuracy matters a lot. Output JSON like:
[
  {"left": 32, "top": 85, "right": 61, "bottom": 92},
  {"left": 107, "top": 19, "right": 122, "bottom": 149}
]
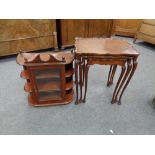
[{"left": 16, "top": 51, "right": 74, "bottom": 106}]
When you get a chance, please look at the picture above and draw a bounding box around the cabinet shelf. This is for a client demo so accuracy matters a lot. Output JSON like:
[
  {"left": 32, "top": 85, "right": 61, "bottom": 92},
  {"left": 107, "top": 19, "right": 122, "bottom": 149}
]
[
  {"left": 34, "top": 69, "right": 60, "bottom": 79},
  {"left": 65, "top": 69, "right": 74, "bottom": 77},
  {"left": 24, "top": 81, "right": 73, "bottom": 93},
  {"left": 24, "top": 82, "right": 32, "bottom": 92},
  {"left": 34, "top": 68, "right": 74, "bottom": 79},
  {"left": 39, "top": 91, "right": 62, "bottom": 101},
  {"left": 21, "top": 68, "right": 74, "bottom": 80},
  {"left": 21, "top": 70, "right": 29, "bottom": 79},
  {"left": 37, "top": 81, "right": 61, "bottom": 91}
]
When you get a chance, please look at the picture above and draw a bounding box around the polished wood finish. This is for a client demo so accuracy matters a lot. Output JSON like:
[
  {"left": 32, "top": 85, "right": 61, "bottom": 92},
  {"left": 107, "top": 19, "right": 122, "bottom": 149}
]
[
  {"left": 134, "top": 19, "right": 155, "bottom": 45},
  {"left": 58, "top": 19, "right": 113, "bottom": 48},
  {"left": 112, "top": 19, "right": 142, "bottom": 37},
  {"left": 86, "top": 19, "right": 113, "bottom": 38},
  {"left": 57, "top": 19, "right": 87, "bottom": 48},
  {"left": 16, "top": 51, "right": 74, "bottom": 106},
  {"left": 0, "top": 20, "right": 58, "bottom": 56},
  {"left": 75, "top": 38, "right": 139, "bottom": 105},
  {"left": 0, "top": 19, "right": 114, "bottom": 56}
]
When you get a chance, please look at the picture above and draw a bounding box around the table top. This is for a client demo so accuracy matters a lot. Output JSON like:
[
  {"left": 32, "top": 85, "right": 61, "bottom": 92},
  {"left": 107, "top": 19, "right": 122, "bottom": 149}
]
[{"left": 75, "top": 38, "right": 139, "bottom": 56}]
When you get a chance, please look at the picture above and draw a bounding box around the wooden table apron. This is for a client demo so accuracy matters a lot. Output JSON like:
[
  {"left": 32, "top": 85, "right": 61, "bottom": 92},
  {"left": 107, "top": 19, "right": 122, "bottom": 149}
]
[{"left": 74, "top": 53, "right": 138, "bottom": 105}]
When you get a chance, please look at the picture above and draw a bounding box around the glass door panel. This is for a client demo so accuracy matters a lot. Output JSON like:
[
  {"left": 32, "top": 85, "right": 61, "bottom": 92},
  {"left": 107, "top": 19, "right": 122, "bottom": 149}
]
[{"left": 31, "top": 66, "right": 65, "bottom": 102}]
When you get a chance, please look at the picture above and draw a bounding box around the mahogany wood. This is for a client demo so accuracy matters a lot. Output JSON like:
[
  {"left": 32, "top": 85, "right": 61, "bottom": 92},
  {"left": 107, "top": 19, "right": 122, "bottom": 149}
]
[
  {"left": 75, "top": 38, "right": 139, "bottom": 105},
  {"left": 17, "top": 51, "right": 74, "bottom": 106},
  {"left": 58, "top": 19, "right": 114, "bottom": 48}
]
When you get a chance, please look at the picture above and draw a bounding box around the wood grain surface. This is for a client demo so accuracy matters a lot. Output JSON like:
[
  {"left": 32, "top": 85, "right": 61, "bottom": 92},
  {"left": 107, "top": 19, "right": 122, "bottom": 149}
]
[{"left": 0, "top": 19, "right": 57, "bottom": 56}]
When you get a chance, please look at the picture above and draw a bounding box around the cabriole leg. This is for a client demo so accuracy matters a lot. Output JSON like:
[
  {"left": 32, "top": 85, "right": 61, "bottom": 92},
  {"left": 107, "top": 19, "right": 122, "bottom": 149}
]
[
  {"left": 118, "top": 58, "right": 138, "bottom": 104},
  {"left": 75, "top": 59, "right": 79, "bottom": 104},
  {"left": 107, "top": 65, "right": 117, "bottom": 87},
  {"left": 110, "top": 65, "right": 117, "bottom": 86},
  {"left": 111, "top": 65, "right": 126, "bottom": 104},
  {"left": 79, "top": 58, "right": 83, "bottom": 102},
  {"left": 83, "top": 62, "right": 90, "bottom": 103},
  {"left": 107, "top": 65, "right": 113, "bottom": 86},
  {"left": 115, "top": 59, "right": 132, "bottom": 104},
  {"left": 82, "top": 58, "right": 85, "bottom": 86}
]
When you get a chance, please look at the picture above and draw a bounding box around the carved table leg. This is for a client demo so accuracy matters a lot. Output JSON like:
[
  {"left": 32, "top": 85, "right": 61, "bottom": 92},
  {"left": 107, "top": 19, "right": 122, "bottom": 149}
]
[
  {"left": 79, "top": 57, "right": 83, "bottom": 103},
  {"left": 118, "top": 58, "right": 138, "bottom": 104},
  {"left": 111, "top": 64, "right": 126, "bottom": 104},
  {"left": 107, "top": 65, "right": 117, "bottom": 87},
  {"left": 82, "top": 58, "right": 85, "bottom": 86},
  {"left": 114, "top": 59, "right": 132, "bottom": 104},
  {"left": 110, "top": 65, "right": 117, "bottom": 85},
  {"left": 110, "top": 65, "right": 117, "bottom": 86},
  {"left": 75, "top": 58, "right": 79, "bottom": 104},
  {"left": 107, "top": 65, "right": 112, "bottom": 86},
  {"left": 83, "top": 61, "right": 90, "bottom": 103}
]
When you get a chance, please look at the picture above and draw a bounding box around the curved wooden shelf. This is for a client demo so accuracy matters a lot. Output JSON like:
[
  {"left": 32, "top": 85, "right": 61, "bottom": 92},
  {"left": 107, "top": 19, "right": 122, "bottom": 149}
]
[
  {"left": 24, "top": 82, "right": 32, "bottom": 92},
  {"left": 20, "top": 70, "right": 29, "bottom": 79},
  {"left": 66, "top": 81, "right": 73, "bottom": 90},
  {"left": 65, "top": 89, "right": 74, "bottom": 101},
  {"left": 24, "top": 80, "right": 73, "bottom": 92},
  {"left": 65, "top": 69, "right": 74, "bottom": 77}
]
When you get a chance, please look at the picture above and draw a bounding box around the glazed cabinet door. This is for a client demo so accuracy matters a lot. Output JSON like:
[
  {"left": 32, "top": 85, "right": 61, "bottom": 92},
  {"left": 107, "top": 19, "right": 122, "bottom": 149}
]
[{"left": 30, "top": 65, "right": 65, "bottom": 104}]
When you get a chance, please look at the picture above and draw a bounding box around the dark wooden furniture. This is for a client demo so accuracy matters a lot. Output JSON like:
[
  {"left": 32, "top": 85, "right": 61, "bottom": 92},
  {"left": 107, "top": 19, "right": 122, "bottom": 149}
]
[
  {"left": 74, "top": 38, "right": 139, "bottom": 105},
  {"left": 57, "top": 19, "right": 113, "bottom": 48},
  {"left": 0, "top": 19, "right": 58, "bottom": 56},
  {"left": 16, "top": 51, "right": 74, "bottom": 106}
]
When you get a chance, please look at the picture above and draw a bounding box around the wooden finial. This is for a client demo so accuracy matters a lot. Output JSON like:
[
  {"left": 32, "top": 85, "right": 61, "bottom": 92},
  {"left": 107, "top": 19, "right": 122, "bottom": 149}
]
[
  {"left": 62, "top": 57, "right": 66, "bottom": 62},
  {"left": 24, "top": 57, "right": 28, "bottom": 63}
]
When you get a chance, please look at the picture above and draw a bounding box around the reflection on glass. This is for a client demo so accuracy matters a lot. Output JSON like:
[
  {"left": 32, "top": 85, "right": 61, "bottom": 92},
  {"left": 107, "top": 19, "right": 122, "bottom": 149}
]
[
  {"left": 33, "top": 68, "right": 62, "bottom": 101},
  {"left": 39, "top": 91, "right": 61, "bottom": 101}
]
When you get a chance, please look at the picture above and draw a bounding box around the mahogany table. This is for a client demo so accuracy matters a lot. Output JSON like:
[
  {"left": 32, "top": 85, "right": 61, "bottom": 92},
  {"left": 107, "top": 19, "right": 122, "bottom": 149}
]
[{"left": 74, "top": 38, "right": 139, "bottom": 105}]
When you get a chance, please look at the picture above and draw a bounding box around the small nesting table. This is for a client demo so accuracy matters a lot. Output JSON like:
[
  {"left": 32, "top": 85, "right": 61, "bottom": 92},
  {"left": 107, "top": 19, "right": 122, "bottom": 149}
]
[{"left": 74, "top": 38, "right": 139, "bottom": 105}]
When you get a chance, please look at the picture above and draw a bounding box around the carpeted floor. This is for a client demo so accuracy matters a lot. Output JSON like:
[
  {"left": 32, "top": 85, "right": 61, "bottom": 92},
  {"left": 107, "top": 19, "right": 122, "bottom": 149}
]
[{"left": 0, "top": 36, "right": 155, "bottom": 135}]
